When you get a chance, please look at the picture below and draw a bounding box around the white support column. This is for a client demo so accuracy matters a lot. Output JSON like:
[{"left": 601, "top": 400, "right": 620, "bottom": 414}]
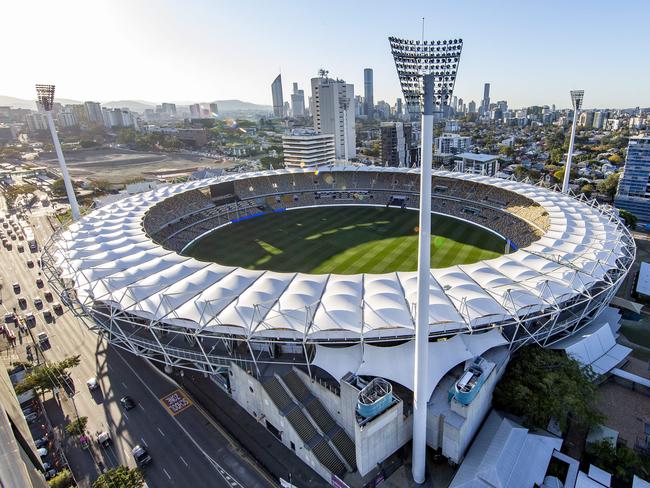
[
  {"left": 45, "top": 111, "right": 80, "bottom": 220},
  {"left": 412, "top": 73, "right": 434, "bottom": 485},
  {"left": 562, "top": 91, "right": 583, "bottom": 194}
]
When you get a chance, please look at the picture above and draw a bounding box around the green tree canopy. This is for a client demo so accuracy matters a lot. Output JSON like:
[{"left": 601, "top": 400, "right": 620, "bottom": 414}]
[
  {"left": 493, "top": 347, "right": 602, "bottom": 432},
  {"left": 618, "top": 209, "right": 637, "bottom": 230},
  {"left": 15, "top": 355, "right": 81, "bottom": 395},
  {"left": 596, "top": 172, "right": 620, "bottom": 199},
  {"left": 93, "top": 466, "right": 144, "bottom": 488},
  {"left": 587, "top": 440, "right": 650, "bottom": 484},
  {"left": 65, "top": 416, "right": 88, "bottom": 436},
  {"left": 47, "top": 469, "right": 74, "bottom": 488}
]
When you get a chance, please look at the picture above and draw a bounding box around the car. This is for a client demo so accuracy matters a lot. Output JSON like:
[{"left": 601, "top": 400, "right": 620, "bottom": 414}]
[
  {"left": 12, "top": 283, "right": 20, "bottom": 293},
  {"left": 25, "top": 412, "right": 39, "bottom": 423},
  {"left": 37, "top": 332, "right": 48, "bottom": 344},
  {"left": 37, "top": 447, "right": 47, "bottom": 458},
  {"left": 25, "top": 312, "right": 35, "bottom": 324},
  {"left": 36, "top": 278, "right": 44, "bottom": 288},
  {"left": 120, "top": 396, "right": 136, "bottom": 410},
  {"left": 26, "top": 260, "right": 34, "bottom": 268},
  {"left": 4, "top": 313, "right": 15, "bottom": 323},
  {"left": 96, "top": 431, "right": 111, "bottom": 448},
  {"left": 86, "top": 378, "right": 99, "bottom": 390},
  {"left": 131, "top": 445, "right": 151, "bottom": 466},
  {"left": 33, "top": 297, "right": 43, "bottom": 308},
  {"left": 18, "top": 297, "right": 27, "bottom": 308},
  {"left": 34, "top": 437, "right": 48, "bottom": 449},
  {"left": 17, "top": 244, "right": 24, "bottom": 252},
  {"left": 53, "top": 303, "right": 63, "bottom": 314},
  {"left": 44, "top": 291, "right": 53, "bottom": 302},
  {"left": 43, "top": 309, "right": 52, "bottom": 321}
]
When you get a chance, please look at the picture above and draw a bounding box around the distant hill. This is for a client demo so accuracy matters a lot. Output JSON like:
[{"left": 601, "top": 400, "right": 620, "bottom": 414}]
[
  {"left": 0, "top": 95, "right": 272, "bottom": 113},
  {"left": 0, "top": 95, "right": 81, "bottom": 110}
]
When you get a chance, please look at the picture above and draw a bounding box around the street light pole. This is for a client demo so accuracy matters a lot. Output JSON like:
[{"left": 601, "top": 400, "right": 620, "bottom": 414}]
[
  {"left": 36, "top": 85, "right": 80, "bottom": 220},
  {"left": 562, "top": 90, "right": 584, "bottom": 194},
  {"left": 412, "top": 73, "right": 434, "bottom": 485}
]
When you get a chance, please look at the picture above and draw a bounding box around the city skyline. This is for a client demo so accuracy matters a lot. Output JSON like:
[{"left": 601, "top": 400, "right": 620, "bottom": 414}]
[{"left": 3, "top": 0, "right": 650, "bottom": 109}]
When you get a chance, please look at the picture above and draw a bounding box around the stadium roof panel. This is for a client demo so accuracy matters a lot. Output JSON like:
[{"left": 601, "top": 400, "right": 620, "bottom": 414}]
[{"left": 51, "top": 166, "right": 633, "bottom": 342}]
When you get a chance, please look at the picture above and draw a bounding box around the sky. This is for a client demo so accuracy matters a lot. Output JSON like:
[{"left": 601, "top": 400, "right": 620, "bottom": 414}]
[{"left": 3, "top": 0, "right": 650, "bottom": 109}]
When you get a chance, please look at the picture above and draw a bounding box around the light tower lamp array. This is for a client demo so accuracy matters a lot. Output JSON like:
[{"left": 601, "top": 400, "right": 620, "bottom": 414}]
[
  {"left": 35, "top": 84, "right": 80, "bottom": 221},
  {"left": 389, "top": 36, "right": 463, "bottom": 485},
  {"left": 562, "top": 89, "right": 584, "bottom": 194}
]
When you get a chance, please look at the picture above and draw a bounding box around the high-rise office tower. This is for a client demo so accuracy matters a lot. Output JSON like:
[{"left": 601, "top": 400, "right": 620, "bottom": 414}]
[
  {"left": 364, "top": 68, "right": 374, "bottom": 118},
  {"left": 380, "top": 121, "right": 412, "bottom": 167},
  {"left": 209, "top": 103, "right": 219, "bottom": 116},
  {"left": 161, "top": 103, "right": 177, "bottom": 115},
  {"left": 458, "top": 98, "right": 464, "bottom": 114},
  {"left": 481, "top": 83, "right": 490, "bottom": 115},
  {"left": 311, "top": 74, "right": 356, "bottom": 160},
  {"left": 468, "top": 100, "right": 477, "bottom": 113},
  {"left": 291, "top": 82, "right": 305, "bottom": 118},
  {"left": 84, "top": 101, "right": 103, "bottom": 124},
  {"left": 452, "top": 96, "right": 458, "bottom": 113},
  {"left": 271, "top": 74, "right": 284, "bottom": 118},
  {"left": 396, "top": 98, "right": 403, "bottom": 117},
  {"left": 189, "top": 103, "right": 201, "bottom": 118},
  {"left": 615, "top": 136, "right": 650, "bottom": 221}
]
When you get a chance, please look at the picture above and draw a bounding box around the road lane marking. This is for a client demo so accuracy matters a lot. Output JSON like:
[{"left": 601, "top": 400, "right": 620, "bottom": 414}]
[
  {"left": 114, "top": 351, "right": 246, "bottom": 488},
  {"left": 141, "top": 437, "right": 148, "bottom": 447},
  {"left": 179, "top": 455, "right": 188, "bottom": 467},
  {"left": 157, "top": 427, "right": 165, "bottom": 437},
  {"left": 163, "top": 468, "right": 172, "bottom": 480},
  {"left": 160, "top": 389, "right": 193, "bottom": 416},
  {"left": 121, "top": 381, "right": 127, "bottom": 388},
  {"left": 139, "top": 404, "right": 146, "bottom": 412},
  {"left": 123, "top": 412, "right": 129, "bottom": 421}
]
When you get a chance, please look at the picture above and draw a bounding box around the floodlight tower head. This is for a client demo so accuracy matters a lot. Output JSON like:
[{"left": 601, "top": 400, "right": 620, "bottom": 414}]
[
  {"left": 388, "top": 37, "right": 463, "bottom": 114},
  {"left": 570, "top": 90, "right": 584, "bottom": 110},
  {"left": 36, "top": 84, "right": 56, "bottom": 112}
]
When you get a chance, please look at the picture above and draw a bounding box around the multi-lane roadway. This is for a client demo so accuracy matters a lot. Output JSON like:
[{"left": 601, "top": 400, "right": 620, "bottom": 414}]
[{"left": 1, "top": 205, "right": 276, "bottom": 488}]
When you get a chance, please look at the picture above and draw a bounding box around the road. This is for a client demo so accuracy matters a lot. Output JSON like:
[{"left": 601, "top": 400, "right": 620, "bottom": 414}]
[{"left": 0, "top": 205, "right": 275, "bottom": 488}]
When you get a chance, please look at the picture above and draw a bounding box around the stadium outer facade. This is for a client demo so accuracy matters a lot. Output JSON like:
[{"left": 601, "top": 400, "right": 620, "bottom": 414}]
[{"left": 42, "top": 166, "right": 635, "bottom": 484}]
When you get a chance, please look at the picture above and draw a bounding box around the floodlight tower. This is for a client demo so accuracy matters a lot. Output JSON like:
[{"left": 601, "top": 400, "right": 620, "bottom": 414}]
[
  {"left": 36, "top": 84, "right": 80, "bottom": 220},
  {"left": 562, "top": 90, "right": 584, "bottom": 193},
  {"left": 389, "top": 36, "right": 463, "bottom": 484}
]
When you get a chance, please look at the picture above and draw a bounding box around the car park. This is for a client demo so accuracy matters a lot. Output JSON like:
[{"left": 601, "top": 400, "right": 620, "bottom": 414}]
[{"left": 120, "top": 396, "right": 136, "bottom": 410}]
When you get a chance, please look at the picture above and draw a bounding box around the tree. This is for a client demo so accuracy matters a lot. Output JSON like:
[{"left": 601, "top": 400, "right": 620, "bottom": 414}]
[
  {"left": 14, "top": 355, "right": 81, "bottom": 395},
  {"left": 553, "top": 166, "right": 577, "bottom": 184},
  {"left": 618, "top": 209, "right": 638, "bottom": 230},
  {"left": 493, "top": 347, "right": 602, "bottom": 432},
  {"left": 65, "top": 416, "right": 88, "bottom": 436},
  {"left": 596, "top": 172, "right": 620, "bottom": 200},
  {"left": 608, "top": 154, "right": 623, "bottom": 164},
  {"left": 498, "top": 145, "right": 515, "bottom": 158},
  {"left": 587, "top": 440, "right": 650, "bottom": 484},
  {"left": 581, "top": 184, "right": 594, "bottom": 197},
  {"left": 48, "top": 469, "right": 74, "bottom": 488},
  {"left": 93, "top": 466, "right": 144, "bottom": 488}
]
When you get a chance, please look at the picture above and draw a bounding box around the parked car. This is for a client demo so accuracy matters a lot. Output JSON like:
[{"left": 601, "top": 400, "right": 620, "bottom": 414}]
[
  {"left": 33, "top": 297, "right": 43, "bottom": 308},
  {"left": 34, "top": 437, "right": 49, "bottom": 449},
  {"left": 132, "top": 445, "right": 151, "bottom": 466},
  {"left": 120, "top": 396, "right": 136, "bottom": 410},
  {"left": 44, "top": 291, "right": 53, "bottom": 302},
  {"left": 53, "top": 303, "right": 63, "bottom": 314},
  {"left": 36, "top": 278, "right": 44, "bottom": 288},
  {"left": 43, "top": 309, "right": 52, "bottom": 321},
  {"left": 18, "top": 297, "right": 27, "bottom": 308},
  {"left": 4, "top": 313, "right": 14, "bottom": 323},
  {"left": 37, "top": 332, "right": 48, "bottom": 344},
  {"left": 26, "top": 260, "right": 34, "bottom": 268},
  {"left": 86, "top": 378, "right": 99, "bottom": 390},
  {"left": 12, "top": 283, "right": 20, "bottom": 293}
]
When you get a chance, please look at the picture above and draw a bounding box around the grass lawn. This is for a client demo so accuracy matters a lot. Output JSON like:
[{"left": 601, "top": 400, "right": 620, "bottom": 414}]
[{"left": 183, "top": 206, "right": 505, "bottom": 274}]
